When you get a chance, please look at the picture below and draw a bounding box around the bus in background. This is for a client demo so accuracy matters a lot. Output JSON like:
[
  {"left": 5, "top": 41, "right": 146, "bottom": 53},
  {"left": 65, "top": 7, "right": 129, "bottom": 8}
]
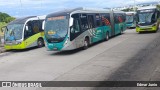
[
  {"left": 44, "top": 7, "right": 126, "bottom": 51},
  {"left": 126, "top": 11, "right": 136, "bottom": 28},
  {"left": 1, "top": 15, "right": 46, "bottom": 50},
  {"left": 136, "top": 6, "right": 160, "bottom": 33}
]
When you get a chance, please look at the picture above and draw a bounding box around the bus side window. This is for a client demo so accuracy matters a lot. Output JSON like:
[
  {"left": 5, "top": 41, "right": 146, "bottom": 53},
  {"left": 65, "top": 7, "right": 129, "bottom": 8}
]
[
  {"left": 39, "top": 20, "right": 43, "bottom": 31},
  {"left": 114, "top": 14, "right": 118, "bottom": 24},
  {"left": 88, "top": 15, "right": 95, "bottom": 29},
  {"left": 70, "top": 14, "right": 81, "bottom": 41},
  {"left": 80, "top": 14, "right": 89, "bottom": 31},
  {"left": 95, "top": 14, "right": 101, "bottom": 27},
  {"left": 73, "top": 19, "right": 80, "bottom": 33},
  {"left": 71, "top": 14, "right": 81, "bottom": 34},
  {"left": 32, "top": 20, "right": 40, "bottom": 34},
  {"left": 101, "top": 13, "right": 111, "bottom": 26},
  {"left": 24, "top": 21, "right": 33, "bottom": 39}
]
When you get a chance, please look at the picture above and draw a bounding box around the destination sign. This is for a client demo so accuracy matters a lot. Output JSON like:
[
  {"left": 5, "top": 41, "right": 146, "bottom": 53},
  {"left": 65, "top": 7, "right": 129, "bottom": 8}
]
[{"left": 47, "top": 16, "right": 66, "bottom": 21}]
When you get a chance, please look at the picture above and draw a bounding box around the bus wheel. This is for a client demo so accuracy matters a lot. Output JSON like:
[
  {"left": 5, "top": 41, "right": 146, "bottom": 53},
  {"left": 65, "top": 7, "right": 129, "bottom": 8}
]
[
  {"left": 120, "top": 30, "right": 123, "bottom": 35},
  {"left": 83, "top": 38, "right": 89, "bottom": 50},
  {"left": 37, "top": 38, "right": 44, "bottom": 48},
  {"left": 105, "top": 32, "right": 109, "bottom": 41}
]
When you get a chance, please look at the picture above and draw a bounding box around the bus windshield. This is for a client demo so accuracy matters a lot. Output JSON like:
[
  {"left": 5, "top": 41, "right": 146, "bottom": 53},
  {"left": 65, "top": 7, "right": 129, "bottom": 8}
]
[
  {"left": 138, "top": 12, "right": 154, "bottom": 24},
  {"left": 126, "top": 15, "right": 134, "bottom": 23},
  {"left": 45, "top": 16, "right": 68, "bottom": 41},
  {"left": 4, "top": 24, "right": 24, "bottom": 41}
]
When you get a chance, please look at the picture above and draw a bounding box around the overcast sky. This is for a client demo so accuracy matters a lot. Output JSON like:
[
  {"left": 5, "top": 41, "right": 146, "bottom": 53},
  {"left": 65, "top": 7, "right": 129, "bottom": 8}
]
[{"left": 0, "top": 0, "right": 158, "bottom": 17}]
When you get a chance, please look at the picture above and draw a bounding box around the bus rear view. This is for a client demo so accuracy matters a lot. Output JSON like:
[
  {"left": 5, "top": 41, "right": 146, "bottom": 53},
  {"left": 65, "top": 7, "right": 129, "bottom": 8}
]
[{"left": 136, "top": 6, "right": 160, "bottom": 33}]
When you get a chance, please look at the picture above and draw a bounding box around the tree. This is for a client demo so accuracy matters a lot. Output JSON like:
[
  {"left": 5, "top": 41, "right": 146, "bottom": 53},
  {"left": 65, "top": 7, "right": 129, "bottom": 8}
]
[{"left": 0, "top": 12, "right": 15, "bottom": 23}]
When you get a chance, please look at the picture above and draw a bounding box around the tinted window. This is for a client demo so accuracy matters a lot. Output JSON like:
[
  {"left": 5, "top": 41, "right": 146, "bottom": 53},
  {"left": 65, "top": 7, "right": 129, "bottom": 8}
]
[
  {"left": 80, "top": 14, "right": 89, "bottom": 31},
  {"left": 24, "top": 20, "right": 41, "bottom": 39},
  {"left": 88, "top": 14, "right": 95, "bottom": 28},
  {"left": 95, "top": 14, "right": 101, "bottom": 27},
  {"left": 101, "top": 13, "right": 111, "bottom": 26}
]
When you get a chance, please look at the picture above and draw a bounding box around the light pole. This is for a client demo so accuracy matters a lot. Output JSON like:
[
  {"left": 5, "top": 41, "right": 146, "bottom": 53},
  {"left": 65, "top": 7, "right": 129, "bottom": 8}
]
[
  {"left": 134, "top": 0, "right": 136, "bottom": 12},
  {"left": 19, "top": 0, "right": 23, "bottom": 17}
]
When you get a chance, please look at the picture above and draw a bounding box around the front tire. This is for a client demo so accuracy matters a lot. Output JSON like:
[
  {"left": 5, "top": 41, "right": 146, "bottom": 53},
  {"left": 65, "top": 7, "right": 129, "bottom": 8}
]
[
  {"left": 37, "top": 38, "right": 44, "bottom": 48},
  {"left": 105, "top": 32, "right": 109, "bottom": 41},
  {"left": 120, "top": 29, "right": 123, "bottom": 35},
  {"left": 83, "top": 38, "right": 89, "bottom": 50}
]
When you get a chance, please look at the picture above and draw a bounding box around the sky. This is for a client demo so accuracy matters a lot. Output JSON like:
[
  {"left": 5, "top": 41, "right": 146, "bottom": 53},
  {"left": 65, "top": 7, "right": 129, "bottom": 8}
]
[{"left": 0, "top": 0, "right": 158, "bottom": 17}]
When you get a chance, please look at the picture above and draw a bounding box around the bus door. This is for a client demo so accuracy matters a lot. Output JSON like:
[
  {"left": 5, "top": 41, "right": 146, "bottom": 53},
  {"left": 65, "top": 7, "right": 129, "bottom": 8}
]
[
  {"left": 87, "top": 14, "right": 98, "bottom": 43},
  {"left": 24, "top": 20, "right": 40, "bottom": 47},
  {"left": 95, "top": 14, "right": 103, "bottom": 41},
  {"left": 70, "top": 14, "right": 83, "bottom": 48},
  {"left": 110, "top": 11, "right": 115, "bottom": 36}
]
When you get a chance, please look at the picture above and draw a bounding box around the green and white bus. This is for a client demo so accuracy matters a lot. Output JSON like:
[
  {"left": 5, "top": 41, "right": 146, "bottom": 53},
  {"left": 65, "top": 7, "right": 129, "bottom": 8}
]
[
  {"left": 1, "top": 15, "right": 46, "bottom": 50},
  {"left": 136, "top": 6, "right": 160, "bottom": 33},
  {"left": 44, "top": 7, "right": 126, "bottom": 51},
  {"left": 126, "top": 11, "right": 136, "bottom": 28}
]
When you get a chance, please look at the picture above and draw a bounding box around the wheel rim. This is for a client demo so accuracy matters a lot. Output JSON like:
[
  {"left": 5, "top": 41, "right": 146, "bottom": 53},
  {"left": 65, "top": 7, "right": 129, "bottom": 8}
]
[
  {"left": 121, "top": 30, "right": 123, "bottom": 34},
  {"left": 84, "top": 40, "right": 88, "bottom": 47},
  {"left": 38, "top": 40, "right": 42, "bottom": 47},
  {"left": 106, "top": 33, "right": 109, "bottom": 40}
]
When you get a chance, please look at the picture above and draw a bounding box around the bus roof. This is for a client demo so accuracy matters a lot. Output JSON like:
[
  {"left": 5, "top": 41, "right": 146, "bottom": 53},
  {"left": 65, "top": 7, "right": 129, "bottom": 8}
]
[
  {"left": 126, "top": 11, "right": 136, "bottom": 14},
  {"left": 8, "top": 16, "right": 36, "bottom": 25},
  {"left": 46, "top": 7, "right": 111, "bottom": 18},
  {"left": 8, "top": 15, "right": 46, "bottom": 25},
  {"left": 137, "top": 6, "right": 157, "bottom": 10},
  {"left": 113, "top": 10, "right": 125, "bottom": 14}
]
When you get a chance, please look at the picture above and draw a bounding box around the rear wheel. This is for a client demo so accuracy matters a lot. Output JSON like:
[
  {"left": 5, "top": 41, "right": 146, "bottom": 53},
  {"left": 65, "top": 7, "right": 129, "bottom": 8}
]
[
  {"left": 120, "top": 29, "right": 123, "bottom": 35},
  {"left": 105, "top": 32, "right": 109, "bottom": 41},
  {"left": 37, "top": 38, "right": 44, "bottom": 48},
  {"left": 83, "top": 38, "right": 89, "bottom": 50}
]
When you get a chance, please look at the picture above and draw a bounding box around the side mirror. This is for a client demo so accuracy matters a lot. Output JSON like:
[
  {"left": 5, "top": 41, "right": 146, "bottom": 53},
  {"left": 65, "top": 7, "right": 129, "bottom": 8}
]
[
  {"left": 1, "top": 26, "right": 7, "bottom": 33},
  {"left": 25, "top": 25, "right": 29, "bottom": 31},
  {"left": 42, "top": 21, "right": 45, "bottom": 30},
  {"left": 70, "top": 26, "right": 74, "bottom": 33}
]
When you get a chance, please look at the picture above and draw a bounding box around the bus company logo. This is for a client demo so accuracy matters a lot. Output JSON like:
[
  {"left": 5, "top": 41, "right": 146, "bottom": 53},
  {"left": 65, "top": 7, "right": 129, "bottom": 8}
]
[{"left": 2, "top": 82, "right": 12, "bottom": 87}]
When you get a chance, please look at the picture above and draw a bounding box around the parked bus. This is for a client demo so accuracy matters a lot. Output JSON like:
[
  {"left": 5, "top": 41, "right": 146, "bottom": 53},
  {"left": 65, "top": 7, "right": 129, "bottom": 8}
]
[
  {"left": 44, "top": 7, "right": 126, "bottom": 51},
  {"left": 126, "top": 11, "right": 136, "bottom": 28},
  {"left": 1, "top": 15, "right": 46, "bottom": 50},
  {"left": 136, "top": 6, "right": 160, "bottom": 33}
]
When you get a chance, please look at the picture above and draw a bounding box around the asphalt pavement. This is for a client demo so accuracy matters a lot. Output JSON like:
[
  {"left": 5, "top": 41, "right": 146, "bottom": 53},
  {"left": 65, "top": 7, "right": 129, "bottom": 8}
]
[{"left": 0, "top": 29, "right": 160, "bottom": 90}]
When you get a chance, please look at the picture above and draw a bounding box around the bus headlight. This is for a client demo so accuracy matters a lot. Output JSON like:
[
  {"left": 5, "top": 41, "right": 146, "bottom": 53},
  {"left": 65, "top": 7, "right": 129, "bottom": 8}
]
[
  {"left": 152, "top": 24, "right": 156, "bottom": 27},
  {"left": 16, "top": 42, "right": 21, "bottom": 44},
  {"left": 136, "top": 24, "right": 140, "bottom": 27},
  {"left": 64, "top": 38, "right": 68, "bottom": 46}
]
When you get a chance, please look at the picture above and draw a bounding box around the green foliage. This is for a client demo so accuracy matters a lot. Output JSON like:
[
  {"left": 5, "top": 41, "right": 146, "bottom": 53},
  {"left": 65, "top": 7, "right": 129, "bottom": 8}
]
[
  {"left": 157, "top": 5, "right": 160, "bottom": 10},
  {"left": 0, "top": 22, "right": 7, "bottom": 36},
  {"left": 0, "top": 12, "right": 15, "bottom": 23},
  {"left": 0, "top": 12, "right": 15, "bottom": 36}
]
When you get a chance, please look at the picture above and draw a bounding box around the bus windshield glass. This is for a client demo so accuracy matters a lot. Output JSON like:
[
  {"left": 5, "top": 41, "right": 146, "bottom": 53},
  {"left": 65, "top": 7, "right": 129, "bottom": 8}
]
[
  {"left": 126, "top": 15, "right": 134, "bottom": 23},
  {"left": 4, "top": 24, "right": 24, "bottom": 41},
  {"left": 138, "top": 12, "right": 154, "bottom": 24},
  {"left": 45, "top": 16, "right": 68, "bottom": 41},
  {"left": 137, "top": 9, "right": 155, "bottom": 25}
]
